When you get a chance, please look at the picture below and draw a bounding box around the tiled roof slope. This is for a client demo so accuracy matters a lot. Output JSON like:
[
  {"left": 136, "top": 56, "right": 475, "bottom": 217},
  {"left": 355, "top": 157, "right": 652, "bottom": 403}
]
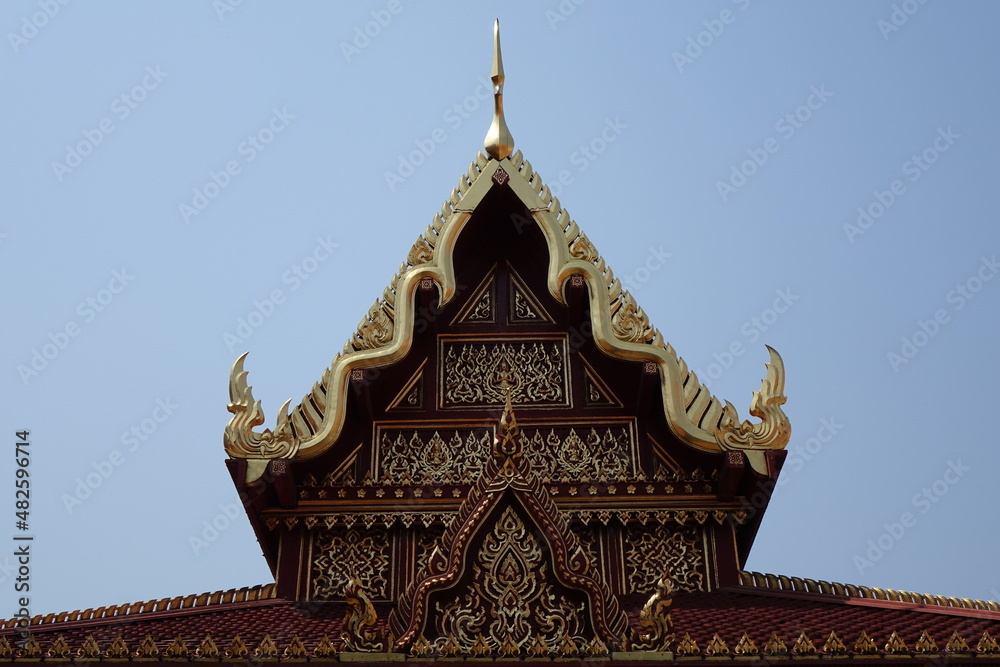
[
  {"left": 2, "top": 575, "right": 998, "bottom": 661},
  {"left": 666, "top": 585, "right": 1000, "bottom": 658}
]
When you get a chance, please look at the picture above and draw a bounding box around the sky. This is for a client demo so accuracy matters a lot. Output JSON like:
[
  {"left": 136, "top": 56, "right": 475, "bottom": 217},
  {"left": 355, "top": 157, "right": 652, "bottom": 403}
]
[{"left": 2, "top": 1, "right": 1000, "bottom": 616}]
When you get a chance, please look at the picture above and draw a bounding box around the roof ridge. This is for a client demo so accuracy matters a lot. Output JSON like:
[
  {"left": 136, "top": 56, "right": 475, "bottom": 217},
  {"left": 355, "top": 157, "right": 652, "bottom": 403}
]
[
  {"left": 739, "top": 570, "right": 1000, "bottom": 613},
  {"left": 1, "top": 583, "right": 276, "bottom": 629}
]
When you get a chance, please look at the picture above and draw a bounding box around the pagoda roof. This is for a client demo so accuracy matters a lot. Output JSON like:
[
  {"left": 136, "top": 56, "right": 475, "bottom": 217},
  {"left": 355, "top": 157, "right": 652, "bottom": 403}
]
[
  {"left": 224, "top": 148, "right": 791, "bottom": 481},
  {"left": 5, "top": 573, "right": 999, "bottom": 662}
]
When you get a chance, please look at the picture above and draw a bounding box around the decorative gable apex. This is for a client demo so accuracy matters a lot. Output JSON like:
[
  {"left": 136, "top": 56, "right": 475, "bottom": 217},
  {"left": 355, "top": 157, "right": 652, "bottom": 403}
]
[{"left": 225, "top": 148, "right": 790, "bottom": 479}]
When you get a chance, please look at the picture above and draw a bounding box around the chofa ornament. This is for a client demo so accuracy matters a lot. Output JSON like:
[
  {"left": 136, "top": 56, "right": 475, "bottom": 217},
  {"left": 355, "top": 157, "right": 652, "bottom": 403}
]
[
  {"left": 224, "top": 352, "right": 295, "bottom": 459},
  {"left": 716, "top": 345, "right": 790, "bottom": 451}
]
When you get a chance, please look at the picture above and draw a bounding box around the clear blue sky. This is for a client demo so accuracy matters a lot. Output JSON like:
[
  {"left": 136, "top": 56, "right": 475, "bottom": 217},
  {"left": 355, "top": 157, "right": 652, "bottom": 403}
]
[{"left": 3, "top": 1, "right": 999, "bottom": 615}]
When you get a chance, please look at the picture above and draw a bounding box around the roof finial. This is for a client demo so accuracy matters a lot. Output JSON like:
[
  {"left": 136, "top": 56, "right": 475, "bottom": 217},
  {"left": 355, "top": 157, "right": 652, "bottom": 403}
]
[{"left": 484, "top": 19, "right": 514, "bottom": 160}]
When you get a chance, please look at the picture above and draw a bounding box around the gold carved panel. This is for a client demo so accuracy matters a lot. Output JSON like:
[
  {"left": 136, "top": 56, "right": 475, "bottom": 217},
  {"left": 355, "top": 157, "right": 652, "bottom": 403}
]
[
  {"left": 375, "top": 427, "right": 493, "bottom": 484},
  {"left": 522, "top": 423, "right": 636, "bottom": 482},
  {"left": 625, "top": 525, "right": 706, "bottom": 594},
  {"left": 438, "top": 336, "right": 569, "bottom": 409},
  {"left": 434, "top": 506, "right": 586, "bottom": 653},
  {"left": 374, "top": 421, "right": 636, "bottom": 485},
  {"left": 312, "top": 527, "right": 391, "bottom": 600}
]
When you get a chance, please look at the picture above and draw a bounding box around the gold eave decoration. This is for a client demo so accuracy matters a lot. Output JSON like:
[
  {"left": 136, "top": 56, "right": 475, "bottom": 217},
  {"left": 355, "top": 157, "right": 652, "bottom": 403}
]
[{"left": 224, "top": 25, "right": 791, "bottom": 483}]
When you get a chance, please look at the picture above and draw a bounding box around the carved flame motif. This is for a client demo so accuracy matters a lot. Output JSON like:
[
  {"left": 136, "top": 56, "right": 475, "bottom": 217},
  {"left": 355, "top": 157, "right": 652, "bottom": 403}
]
[
  {"left": 637, "top": 573, "right": 674, "bottom": 652},
  {"left": 568, "top": 233, "right": 599, "bottom": 263},
  {"left": 342, "top": 577, "right": 386, "bottom": 652},
  {"left": 717, "top": 346, "right": 790, "bottom": 452},
  {"left": 435, "top": 507, "right": 585, "bottom": 654},
  {"left": 406, "top": 235, "right": 435, "bottom": 267},
  {"left": 353, "top": 300, "right": 394, "bottom": 351},
  {"left": 611, "top": 292, "right": 655, "bottom": 344},
  {"left": 442, "top": 341, "right": 567, "bottom": 407},
  {"left": 313, "top": 528, "right": 390, "bottom": 600},
  {"left": 224, "top": 353, "right": 295, "bottom": 459}
]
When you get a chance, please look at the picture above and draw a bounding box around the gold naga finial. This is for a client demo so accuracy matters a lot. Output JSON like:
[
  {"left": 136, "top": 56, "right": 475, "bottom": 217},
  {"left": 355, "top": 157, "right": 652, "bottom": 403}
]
[{"left": 484, "top": 19, "right": 514, "bottom": 160}]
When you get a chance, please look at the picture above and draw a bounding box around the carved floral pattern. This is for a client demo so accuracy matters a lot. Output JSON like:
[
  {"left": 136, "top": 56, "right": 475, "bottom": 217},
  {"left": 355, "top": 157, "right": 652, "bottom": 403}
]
[
  {"left": 625, "top": 526, "right": 705, "bottom": 594},
  {"left": 440, "top": 340, "right": 567, "bottom": 408},
  {"left": 512, "top": 289, "right": 538, "bottom": 320},
  {"left": 378, "top": 429, "right": 492, "bottom": 484},
  {"left": 467, "top": 289, "right": 493, "bottom": 321},
  {"left": 376, "top": 424, "right": 634, "bottom": 485},
  {"left": 313, "top": 528, "right": 390, "bottom": 600},
  {"left": 522, "top": 426, "right": 633, "bottom": 481}
]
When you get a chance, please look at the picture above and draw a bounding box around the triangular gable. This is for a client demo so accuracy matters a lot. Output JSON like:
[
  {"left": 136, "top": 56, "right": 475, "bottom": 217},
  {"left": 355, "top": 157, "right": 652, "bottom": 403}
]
[{"left": 225, "top": 151, "right": 790, "bottom": 481}]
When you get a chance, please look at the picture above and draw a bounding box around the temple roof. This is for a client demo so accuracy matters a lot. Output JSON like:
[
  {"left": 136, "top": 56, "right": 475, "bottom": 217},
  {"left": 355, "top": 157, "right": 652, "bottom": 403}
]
[
  {"left": 5, "top": 573, "right": 999, "bottom": 662},
  {"left": 18, "top": 21, "right": 991, "bottom": 667}
]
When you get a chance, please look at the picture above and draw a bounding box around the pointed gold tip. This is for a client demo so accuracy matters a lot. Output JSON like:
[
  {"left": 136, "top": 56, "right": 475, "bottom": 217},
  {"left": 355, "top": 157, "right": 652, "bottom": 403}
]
[
  {"left": 491, "top": 18, "right": 504, "bottom": 82},
  {"left": 484, "top": 19, "right": 514, "bottom": 160}
]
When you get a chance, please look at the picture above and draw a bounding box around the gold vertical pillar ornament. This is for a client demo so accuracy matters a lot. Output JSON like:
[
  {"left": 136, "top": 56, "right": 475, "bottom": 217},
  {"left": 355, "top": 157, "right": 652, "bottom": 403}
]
[{"left": 484, "top": 19, "right": 514, "bottom": 160}]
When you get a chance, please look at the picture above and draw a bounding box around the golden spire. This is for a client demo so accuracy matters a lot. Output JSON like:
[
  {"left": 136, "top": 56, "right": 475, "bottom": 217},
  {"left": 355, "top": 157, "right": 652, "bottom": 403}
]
[{"left": 484, "top": 19, "right": 514, "bottom": 160}]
